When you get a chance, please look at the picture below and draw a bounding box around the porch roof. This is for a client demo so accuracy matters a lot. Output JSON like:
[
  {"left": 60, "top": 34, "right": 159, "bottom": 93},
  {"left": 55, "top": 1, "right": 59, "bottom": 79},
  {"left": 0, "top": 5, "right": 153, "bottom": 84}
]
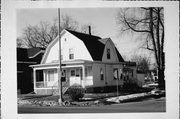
[{"left": 30, "top": 59, "right": 93, "bottom": 69}]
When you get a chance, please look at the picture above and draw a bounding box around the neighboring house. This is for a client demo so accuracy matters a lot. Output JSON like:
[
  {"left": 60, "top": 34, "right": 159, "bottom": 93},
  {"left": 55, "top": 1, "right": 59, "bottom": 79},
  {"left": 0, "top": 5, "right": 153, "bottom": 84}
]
[
  {"left": 144, "top": 70, "right": 158, "bottom": 84},
  {"left": 136, "top": 69, "right": 159, "bottom": 88},
  {"left": 17, "top": 47, "right": 45, "bottom": 94},
  {"left": 136, "top": 71, "right": 146, "bottom": 87},
  {"left": 31, "top": 29, "right": 137, "bottom": 95}
]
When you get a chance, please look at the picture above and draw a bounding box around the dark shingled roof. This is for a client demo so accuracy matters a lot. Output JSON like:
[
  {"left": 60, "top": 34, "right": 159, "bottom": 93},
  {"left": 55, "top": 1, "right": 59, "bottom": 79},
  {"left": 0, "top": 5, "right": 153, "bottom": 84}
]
[
  {"left": 66, "top": 29, "right": 124, "bottom": 62},
  {"left": 115, "top": 48, "right": 124, "bottom": 62},
  {"left": 17, "top": 48, "right": 45, "bottom": 63},
  {"left": 98, "top": 38, "right": 124, "bottom": 62},
  {"left": 67, "top": 29, "right": 105, "bottom": 61},
  {"left": 27, "top": 48, "right": 45, "bottom": 58}
]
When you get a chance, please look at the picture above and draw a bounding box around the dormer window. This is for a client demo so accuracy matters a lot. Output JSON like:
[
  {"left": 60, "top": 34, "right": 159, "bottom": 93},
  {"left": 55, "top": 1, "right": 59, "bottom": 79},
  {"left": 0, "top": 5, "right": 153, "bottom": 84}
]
[
  {"left": 69, "top": 48, "right": 74, "bottom": 59},
  {"left": 107, "top": 48, "right": 111, "bottom": 59}
]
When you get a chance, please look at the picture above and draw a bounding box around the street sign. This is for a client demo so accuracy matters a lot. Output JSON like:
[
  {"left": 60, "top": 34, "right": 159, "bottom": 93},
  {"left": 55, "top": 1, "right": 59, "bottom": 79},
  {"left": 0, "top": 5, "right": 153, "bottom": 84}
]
[{"left": 61, "top": 70, "right": 65, "bottom": 77}]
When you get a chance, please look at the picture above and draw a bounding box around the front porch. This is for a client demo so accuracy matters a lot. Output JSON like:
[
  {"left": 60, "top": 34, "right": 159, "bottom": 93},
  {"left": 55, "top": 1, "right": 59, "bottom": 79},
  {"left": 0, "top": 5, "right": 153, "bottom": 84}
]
[{"left": 31, "top": 60, "right": 93, "bottom": 95}]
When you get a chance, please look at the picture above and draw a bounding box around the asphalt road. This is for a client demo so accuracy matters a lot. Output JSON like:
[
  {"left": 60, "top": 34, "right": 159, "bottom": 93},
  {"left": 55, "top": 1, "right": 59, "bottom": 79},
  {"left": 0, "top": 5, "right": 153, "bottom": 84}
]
[{"left": 18, "top": 98, "right": 165, "bottom": 113}]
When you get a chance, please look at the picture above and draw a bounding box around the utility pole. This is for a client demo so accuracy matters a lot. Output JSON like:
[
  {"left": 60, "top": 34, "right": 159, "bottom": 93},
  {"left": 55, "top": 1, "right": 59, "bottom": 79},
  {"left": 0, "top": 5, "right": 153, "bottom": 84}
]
[{"left": 58, "top": 8, "right": 63, "bottom": 105}]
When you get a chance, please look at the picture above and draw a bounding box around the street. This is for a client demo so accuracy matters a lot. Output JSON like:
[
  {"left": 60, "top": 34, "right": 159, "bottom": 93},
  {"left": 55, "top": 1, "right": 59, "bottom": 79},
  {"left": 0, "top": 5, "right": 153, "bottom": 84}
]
[{"left": 18, "top": 97, "right": 165, "bottom": 113}]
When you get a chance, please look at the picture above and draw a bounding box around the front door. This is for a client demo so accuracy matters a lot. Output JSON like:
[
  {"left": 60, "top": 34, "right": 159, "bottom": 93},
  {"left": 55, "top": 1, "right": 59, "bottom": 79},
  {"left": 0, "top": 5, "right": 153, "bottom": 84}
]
[
  {"left": 70, "top": 69, "right": 81, "bottom": 86},
  {"left": 47, "top": 70, "right": 56, "bottom": 87}
]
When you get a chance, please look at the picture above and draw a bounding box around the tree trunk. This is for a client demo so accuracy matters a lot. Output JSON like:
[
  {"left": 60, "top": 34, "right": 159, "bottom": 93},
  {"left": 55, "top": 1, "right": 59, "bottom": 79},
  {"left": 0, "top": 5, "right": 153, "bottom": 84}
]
[
  {"left": 158, "top": 68, "right": 165, "bottom": 89},
  {"left": 158, "top": 51, "right": 165, "bottom": 89}
]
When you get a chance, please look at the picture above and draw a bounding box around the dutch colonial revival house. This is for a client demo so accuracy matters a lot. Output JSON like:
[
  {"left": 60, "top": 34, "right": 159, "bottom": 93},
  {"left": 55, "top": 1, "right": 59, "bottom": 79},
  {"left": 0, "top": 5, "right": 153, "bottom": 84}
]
[
  {"left": 31, "top": 29, "right": 137, "bottom": 95},
  {"left": 17, "top": 48, "right": 45, "bottom": 94}
]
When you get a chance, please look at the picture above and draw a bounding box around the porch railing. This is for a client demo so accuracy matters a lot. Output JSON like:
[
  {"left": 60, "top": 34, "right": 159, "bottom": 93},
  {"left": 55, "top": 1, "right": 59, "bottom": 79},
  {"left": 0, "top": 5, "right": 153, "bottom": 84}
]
[
  {"left": 36, "top": 79, "right": 70, "bottom": 95},
  {"left": 51, "top": 79, "right": 70, "bottom": 95},
  {"left": 36, "top": 81, "right": 48, "bottom": 88}
]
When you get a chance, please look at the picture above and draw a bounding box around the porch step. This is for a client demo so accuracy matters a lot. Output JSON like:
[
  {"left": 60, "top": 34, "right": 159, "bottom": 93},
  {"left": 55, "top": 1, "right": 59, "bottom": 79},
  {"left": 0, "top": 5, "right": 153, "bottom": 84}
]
[
  {"left": 62, "top": 87, "right": 68, "bottom": 94},
  {"left": 52, "top": 86, "right": 69, "bottom": 95}
]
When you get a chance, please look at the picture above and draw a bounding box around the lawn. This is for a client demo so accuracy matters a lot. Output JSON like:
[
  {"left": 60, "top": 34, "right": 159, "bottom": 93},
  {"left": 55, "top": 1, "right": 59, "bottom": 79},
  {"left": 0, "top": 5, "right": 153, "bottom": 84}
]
[{"left": 18, "top": 92, "right": 128, "bottom": 107}]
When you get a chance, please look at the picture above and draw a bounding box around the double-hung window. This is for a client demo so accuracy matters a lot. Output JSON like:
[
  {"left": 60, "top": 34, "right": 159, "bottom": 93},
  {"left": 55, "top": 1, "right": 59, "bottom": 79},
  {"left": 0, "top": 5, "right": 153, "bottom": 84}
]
[
  {"left": 69, "top": 48, "right": 74, "bottom": 59},
  {"left": 70, "top": 70, "right": 75, "bottom": 77},
  {"left": 107, "top": 48, "right": 111, "bottom": 59}
]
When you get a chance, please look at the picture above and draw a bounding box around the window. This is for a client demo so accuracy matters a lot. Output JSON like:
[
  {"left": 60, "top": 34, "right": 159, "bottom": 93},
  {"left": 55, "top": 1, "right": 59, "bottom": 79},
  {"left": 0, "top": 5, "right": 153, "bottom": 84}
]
[
  {"left": 100, "top": 68, "right": 104, "bottom": 80},
  {"left": 48, "top": 70, "right": 54, "bottom": 81},
  {"left": 119, "top": 69, "right": 123, "bottom": 80},
  {"left": 69, "top": 48, "right": 74, "bottom": 59},
  {"left": 107, "top": 48, "right": 111, "bottom": 59},
  {"left": 113, "top": 68, "right": 118, "bottom": 80},
  {"left": 85, "top": 67, "right": 92, "bottom": 77},
  {"left": 120, "top": 74, "right": 123, "bottom": 80},
  {"left": 71, "top": 70, "right": 75, "bottom": 76}
]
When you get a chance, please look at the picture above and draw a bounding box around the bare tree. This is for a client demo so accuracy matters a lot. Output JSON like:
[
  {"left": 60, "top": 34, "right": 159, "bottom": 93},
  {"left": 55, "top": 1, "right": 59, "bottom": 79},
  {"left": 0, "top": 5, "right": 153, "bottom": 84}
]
[
  {"left": 17, "top": 14, "right": 79, "bottom": 48},
  {"left": 117, "top": 7, "right": 165, "bottom": 89},
  {"left": 61, "top": 15, "right": 79, "bottom": 31},
  {"left": 80, "top": 23, "right": 96, "bottom": 35},
  {"left": 131, "top": 54, "right": 150, "bottom": 73}
]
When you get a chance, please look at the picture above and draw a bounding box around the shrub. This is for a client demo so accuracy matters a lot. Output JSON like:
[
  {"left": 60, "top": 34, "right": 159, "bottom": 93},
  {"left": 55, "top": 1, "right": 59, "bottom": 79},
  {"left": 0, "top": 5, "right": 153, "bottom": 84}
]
[{"left": 67, "top": 84, "right": 85, "bottom": 101}]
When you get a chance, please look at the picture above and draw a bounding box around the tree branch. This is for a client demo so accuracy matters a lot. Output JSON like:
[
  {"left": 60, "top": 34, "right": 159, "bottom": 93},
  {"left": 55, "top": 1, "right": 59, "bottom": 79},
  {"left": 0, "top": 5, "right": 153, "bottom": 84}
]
[{"left": 124, "top": 16, "right": 151, "bottom": 33}]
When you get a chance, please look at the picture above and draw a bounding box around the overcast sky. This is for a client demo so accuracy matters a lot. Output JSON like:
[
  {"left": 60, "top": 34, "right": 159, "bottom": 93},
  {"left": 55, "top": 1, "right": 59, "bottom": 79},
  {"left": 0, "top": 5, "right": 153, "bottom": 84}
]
[{"left": 17, "top": 8, "right": 154, "bottom": 62}]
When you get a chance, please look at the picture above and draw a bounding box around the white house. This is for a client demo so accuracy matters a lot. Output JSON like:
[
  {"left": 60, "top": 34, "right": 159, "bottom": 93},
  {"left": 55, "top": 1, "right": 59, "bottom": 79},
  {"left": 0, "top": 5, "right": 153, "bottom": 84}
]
[{"left": 31, "top": 29, "right": 137, "bottom": 95}]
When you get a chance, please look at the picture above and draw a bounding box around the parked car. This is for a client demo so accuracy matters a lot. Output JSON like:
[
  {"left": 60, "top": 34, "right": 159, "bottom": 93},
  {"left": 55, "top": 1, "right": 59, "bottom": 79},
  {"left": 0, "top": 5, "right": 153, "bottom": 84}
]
[
  {"left": 151, "top": 88, "right": 165, "bottom": 98},
  {"left": 142, "top": 83, "right": 158, "bottom": 89}
]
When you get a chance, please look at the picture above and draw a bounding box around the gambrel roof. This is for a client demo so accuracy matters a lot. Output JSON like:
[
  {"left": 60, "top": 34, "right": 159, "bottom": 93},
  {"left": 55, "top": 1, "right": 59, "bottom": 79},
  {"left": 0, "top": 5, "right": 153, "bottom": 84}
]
[
  {"left": 41, "top": 29, "right": 124, "bottom": 64},
  {"left": 98, "top": 38, "right": 124, "bottom": 62},
  {"left": 67, "top": 30, "right": 124, "bottom": 62},
  {"left": 66, "top": 30, "right": 105, "bottom": 61}
]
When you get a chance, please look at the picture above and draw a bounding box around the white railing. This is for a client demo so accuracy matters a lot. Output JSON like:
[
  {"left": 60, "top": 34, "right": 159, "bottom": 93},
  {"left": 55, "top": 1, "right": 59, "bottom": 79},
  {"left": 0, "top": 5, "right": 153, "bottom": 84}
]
[
  {"left": 51, "top": 79, "right": 70, "bottom": 95},
  {"left": 36, "top": 79, "right": 70, "bottom": 95},
  {"left": 36, "top": 81, "right": 47, "bottom": 88}
]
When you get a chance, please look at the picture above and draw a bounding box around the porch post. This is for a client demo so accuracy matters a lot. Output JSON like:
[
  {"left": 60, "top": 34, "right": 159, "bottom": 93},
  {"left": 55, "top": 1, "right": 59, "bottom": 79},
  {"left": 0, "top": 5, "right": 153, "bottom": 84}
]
[
  {"left": 43, "top": 70, "right": 46, "bottom": 87},
  {"left": 82, "top": 65, "right": 85, "bottom": 88},
  {"left": 33, "top": 68, "right": 36, "bottom": 93}
]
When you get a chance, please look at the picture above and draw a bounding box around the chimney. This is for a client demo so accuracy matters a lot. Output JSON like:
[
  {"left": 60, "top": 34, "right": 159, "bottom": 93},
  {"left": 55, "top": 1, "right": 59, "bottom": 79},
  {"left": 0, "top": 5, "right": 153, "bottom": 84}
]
[{"left": 88, "top": 26, "right": 91, "bottom": 35}]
